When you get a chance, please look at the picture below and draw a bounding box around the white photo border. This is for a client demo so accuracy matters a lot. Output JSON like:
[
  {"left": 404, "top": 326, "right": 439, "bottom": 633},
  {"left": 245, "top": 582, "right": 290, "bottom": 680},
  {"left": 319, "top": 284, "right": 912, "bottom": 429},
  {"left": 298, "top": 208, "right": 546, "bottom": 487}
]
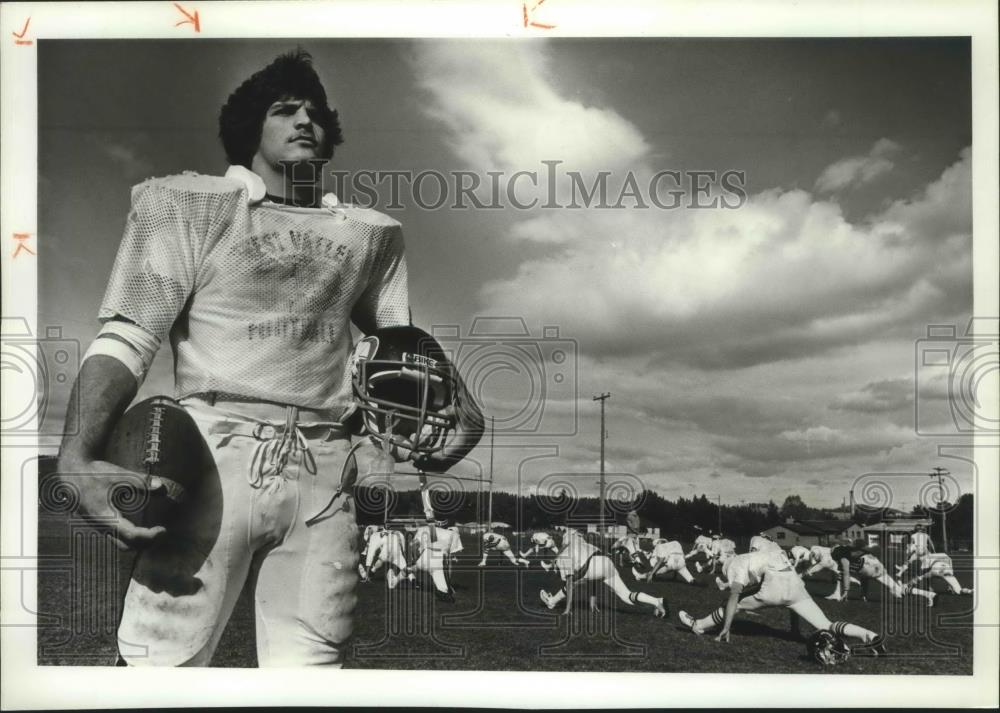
[{"left": 1, "top": 0, "right": 997, "bottom": 709}]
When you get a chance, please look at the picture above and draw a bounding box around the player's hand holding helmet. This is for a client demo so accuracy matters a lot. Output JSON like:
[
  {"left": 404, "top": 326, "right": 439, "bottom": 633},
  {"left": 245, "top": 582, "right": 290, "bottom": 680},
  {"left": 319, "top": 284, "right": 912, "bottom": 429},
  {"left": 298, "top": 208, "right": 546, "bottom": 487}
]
[
  {"left": 350, "top": 325, "right": 484, "bottom": 472},
  {"left": 807, "top": 630, "right": 852, "bottom": 665}
]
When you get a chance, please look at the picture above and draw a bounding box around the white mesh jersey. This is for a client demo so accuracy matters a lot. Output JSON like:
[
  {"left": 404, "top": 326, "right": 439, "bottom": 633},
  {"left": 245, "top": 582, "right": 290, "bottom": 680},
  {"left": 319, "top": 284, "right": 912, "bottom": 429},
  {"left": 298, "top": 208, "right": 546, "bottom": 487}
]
[
  {"left": 723, "top": 550, "right": 792, "bottom": 589},
  {"left": 99, "top": 172, "right": 409, "bottom": 412},
  {"left": 555, "top": 532, "right": 599, "bottom": 580}
]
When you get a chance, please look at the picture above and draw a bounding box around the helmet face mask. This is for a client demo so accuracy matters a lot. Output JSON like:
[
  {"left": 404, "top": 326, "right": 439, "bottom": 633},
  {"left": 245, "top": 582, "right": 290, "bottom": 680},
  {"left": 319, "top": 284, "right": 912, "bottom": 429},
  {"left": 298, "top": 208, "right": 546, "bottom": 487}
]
[
  {"left": 808, "top": 630, "right": 852, "bottom": 665},
  {"left": 351, "top": 326, "right": 458, "bottom": 462}
]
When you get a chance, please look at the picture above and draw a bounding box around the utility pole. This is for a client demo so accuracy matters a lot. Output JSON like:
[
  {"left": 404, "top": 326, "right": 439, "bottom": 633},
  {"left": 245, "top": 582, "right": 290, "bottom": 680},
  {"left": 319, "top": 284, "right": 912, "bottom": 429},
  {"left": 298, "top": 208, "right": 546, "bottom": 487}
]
[
  {"left": 931, "top": 467, "right": 949, "bottom": 552},
  {"left": 593, "top": 392, "right": 611, "bottom": 541},
  {"left": 715, "top": 495, "right": 722, "bottom": 535},
  {"left": 487, "top": 416, "right": 495, "bottom": 531}
]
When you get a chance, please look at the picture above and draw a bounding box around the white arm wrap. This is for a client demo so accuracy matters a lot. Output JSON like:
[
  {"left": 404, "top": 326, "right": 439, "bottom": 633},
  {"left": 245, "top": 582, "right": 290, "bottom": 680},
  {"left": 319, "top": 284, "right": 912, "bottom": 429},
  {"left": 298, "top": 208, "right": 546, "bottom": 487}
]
[{"left": 82, "top": 320, "right": 161, "bottom": 384}]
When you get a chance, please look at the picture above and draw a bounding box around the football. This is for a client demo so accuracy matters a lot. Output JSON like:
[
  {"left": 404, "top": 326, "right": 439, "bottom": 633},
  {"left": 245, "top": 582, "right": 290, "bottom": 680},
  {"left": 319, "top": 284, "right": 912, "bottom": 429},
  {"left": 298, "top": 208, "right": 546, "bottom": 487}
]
[{"left": 102, "top": 395, "right": 212, "bottom": 528}]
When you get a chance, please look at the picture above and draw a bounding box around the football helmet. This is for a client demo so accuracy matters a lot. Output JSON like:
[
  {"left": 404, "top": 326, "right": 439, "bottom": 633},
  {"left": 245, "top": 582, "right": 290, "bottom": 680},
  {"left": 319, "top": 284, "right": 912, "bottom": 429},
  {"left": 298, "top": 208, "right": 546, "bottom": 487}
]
[
  {"left": 351, "top": 325, "right": 457, "bottom": 462},
  {"left": 807, "top": 630, "right": 852, "bottom": 665}
]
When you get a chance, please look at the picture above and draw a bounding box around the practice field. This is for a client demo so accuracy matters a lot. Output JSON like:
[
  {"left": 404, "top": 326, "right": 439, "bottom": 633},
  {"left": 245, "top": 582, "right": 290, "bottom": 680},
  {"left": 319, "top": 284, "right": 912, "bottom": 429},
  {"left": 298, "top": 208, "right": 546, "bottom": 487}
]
[{"left": 36, "top": 527, "right": 974, "bottom": 674}]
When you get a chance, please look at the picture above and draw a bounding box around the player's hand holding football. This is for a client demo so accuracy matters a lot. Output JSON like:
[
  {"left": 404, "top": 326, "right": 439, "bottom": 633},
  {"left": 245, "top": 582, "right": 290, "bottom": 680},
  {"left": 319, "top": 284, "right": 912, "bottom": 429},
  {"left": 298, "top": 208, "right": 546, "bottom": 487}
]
[{"left": 55, "top": 456, "right": 167, "bottom": 551}]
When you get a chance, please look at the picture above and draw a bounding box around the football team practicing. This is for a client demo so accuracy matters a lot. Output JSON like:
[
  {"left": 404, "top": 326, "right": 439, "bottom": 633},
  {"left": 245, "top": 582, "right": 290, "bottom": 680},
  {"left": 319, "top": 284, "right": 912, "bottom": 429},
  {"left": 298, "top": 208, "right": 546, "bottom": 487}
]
[{"left": 355, "top": 509, "right": 972, "bottom": 666}]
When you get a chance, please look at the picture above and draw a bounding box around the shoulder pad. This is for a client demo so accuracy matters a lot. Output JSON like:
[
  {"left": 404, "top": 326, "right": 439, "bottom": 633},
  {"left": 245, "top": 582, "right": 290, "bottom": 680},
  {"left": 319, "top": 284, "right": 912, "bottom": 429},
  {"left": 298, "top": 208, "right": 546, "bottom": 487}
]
[
  {"left": 132, "top": 171, "right": 246, "bottom": 200},
  {"left": 333, "top": 204, "right": 402, "bottom": 230}
]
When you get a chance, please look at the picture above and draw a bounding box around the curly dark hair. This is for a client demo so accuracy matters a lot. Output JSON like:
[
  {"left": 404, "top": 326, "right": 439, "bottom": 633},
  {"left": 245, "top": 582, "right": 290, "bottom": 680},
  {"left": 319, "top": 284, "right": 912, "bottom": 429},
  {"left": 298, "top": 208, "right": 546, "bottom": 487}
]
[{"left": 218, "top": 50, "right": 343, "bottom": 168}]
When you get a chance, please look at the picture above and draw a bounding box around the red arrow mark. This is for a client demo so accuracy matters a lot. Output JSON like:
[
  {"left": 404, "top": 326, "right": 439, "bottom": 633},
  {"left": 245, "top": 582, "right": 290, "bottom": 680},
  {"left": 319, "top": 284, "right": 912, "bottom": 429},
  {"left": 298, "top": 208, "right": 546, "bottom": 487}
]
[
  {"left": 522, "top": 0, "right": 556, "bottom": 29},
  {"left": 12, "top": 17, "right": 32, "bottom": 45},
  {"left": 173, "top": 3, "right": 201, "bottom": 33},
  {"left": 12, "top": 233, "right": 36, "bottom": 259}
]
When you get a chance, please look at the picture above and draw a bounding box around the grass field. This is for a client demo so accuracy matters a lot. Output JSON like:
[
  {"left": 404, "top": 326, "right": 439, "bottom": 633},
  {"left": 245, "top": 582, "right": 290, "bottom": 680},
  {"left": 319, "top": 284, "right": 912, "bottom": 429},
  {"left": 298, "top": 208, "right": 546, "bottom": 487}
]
[{"left": 36, "top": 524, "right": 974, "bottom": 674}]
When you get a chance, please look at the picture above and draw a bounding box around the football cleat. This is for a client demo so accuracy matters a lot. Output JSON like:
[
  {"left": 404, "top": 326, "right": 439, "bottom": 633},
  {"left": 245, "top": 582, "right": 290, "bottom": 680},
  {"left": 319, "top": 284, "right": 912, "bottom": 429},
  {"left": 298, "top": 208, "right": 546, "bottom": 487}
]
[
  {"left": 540, "top": 590, "right": 556, "bottom": 610},
  {"left": 678, "top": 610, "right": 704, "bottom": 635}
]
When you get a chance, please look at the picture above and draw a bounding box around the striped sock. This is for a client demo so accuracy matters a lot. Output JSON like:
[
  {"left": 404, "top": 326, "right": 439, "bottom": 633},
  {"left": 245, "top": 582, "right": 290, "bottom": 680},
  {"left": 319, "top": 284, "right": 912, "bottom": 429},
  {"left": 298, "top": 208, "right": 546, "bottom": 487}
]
[
  {"left": 710, "top": 609, "right": 725, "bottom": 626},
  {"left": 628, "top": 591, "right": 639, "bottom": 604},
  {"left": 830, "top": 621, "right": 848, "bottom": 638}
]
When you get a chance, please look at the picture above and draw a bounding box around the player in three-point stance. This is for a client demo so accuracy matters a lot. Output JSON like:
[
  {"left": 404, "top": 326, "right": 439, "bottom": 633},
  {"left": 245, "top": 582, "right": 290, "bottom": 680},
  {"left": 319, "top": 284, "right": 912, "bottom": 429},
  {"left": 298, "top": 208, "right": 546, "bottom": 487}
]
[
  {"left": 685, "top": 533, "right": 714, "bottom": 572},
  {"left": 639, "top": 539, "right": 697, "bottom": 584},
  {"left": 518, "top": 530, "right": 560, "bottom": 570},
  {"left": 825, "top": 543, "right": 935, "bottom": 605},
  {"left": 540, "top": 529, "right": 667, "bottom": 618},
  {"left": 678, "top": 549, "right": 885, "bottom": 653},
  {"left": 901, "top": 552, "right": 973, "bottom": 597},
  {"left": 479, "top": 531, "right": 526, "bottom": 567},
  {"left": 56, "top": 51, "right": 483, "bottom": 667}
]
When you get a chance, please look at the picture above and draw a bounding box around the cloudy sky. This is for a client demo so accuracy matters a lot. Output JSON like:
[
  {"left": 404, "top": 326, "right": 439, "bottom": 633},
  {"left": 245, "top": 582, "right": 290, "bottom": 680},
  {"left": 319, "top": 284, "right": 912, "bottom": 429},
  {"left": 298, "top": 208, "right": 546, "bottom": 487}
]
[{"left": 38, "top": 38, "right": 977, "bottom": 510}]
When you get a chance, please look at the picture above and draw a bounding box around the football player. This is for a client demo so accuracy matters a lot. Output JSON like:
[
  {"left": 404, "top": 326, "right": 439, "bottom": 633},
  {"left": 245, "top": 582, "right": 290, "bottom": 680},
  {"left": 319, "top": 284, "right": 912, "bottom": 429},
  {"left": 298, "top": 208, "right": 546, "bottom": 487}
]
[
  {"left": 789, "top": 545, "right": 812, "bottom": 573},
  {"left": 895, "top": 523, "right": 935, "bottom": 578},
  {"left": 363, "top": 527, "right": 415, "bottom": 589},
  {"left": 803, "top": 545, "right": 861, "bottom": 586},
  {"left": 410, "top": 522, "right": 460, "bottom": 601},
  {"left": 749, "top": 534, "right": 783, "bottom": 554},
  {"left": 640, "top": 539, "right": 696, "bottom": 584},
  {"left": 518, "top": 530, "right": 560, "bottom": 569},
  {"left": 55, "top": 51, "right": 483, "bottom": 667},
  {"left": 678, "top": 549, "right": 884, "bottom": 653},
  {"left": 610, "top": 511, "right": 652, "bottom": 578},
  {"left": 901, "top": 552, "right": 973, "bottom": 597},
  {"left": 703, "top": 535, "right": 737, "bottom": 574},
  {"left": 358, "top": 524, "right": 381, "bottom": 582},
  {"left": 478, "top": 531, "right": 526, "bottom": 567},
  {"left": 540, "top": 529, "right": 667, "bottom": 618},
  {"left": 826, "top": 543, "right": 935, "bottom": 604},
  {"left": 685, "top": 533, "right": 714, "bottom": 572}
]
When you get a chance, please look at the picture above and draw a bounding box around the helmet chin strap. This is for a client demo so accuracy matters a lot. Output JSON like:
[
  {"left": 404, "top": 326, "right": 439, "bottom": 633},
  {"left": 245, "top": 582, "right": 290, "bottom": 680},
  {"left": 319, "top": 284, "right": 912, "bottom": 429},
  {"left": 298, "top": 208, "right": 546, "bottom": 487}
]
[{"left": 305, "top": 417, "right": 399, "bottom": 528}]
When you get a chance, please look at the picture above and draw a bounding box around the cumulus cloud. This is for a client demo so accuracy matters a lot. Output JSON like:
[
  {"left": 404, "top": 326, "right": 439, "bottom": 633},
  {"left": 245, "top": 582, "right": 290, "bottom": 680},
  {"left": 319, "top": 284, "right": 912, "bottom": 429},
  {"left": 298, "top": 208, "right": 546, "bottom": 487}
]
[
  {"left": 410, "top": 43, "right": 973, "bottom": 501},
  {"left": 411, "top": 43, "right": 649, "bottom": 176},
  {"left": 814, "top": 138, "right": 901, "bottom": 193},
  {"left": 412, "top": 46, "right": 969, "bottom": 372}
]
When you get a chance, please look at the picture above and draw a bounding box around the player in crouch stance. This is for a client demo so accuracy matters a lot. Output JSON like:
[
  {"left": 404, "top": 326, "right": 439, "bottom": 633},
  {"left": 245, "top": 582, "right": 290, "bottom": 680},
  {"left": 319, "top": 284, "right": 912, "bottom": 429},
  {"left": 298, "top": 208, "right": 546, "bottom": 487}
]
[
  {"left": 479, "top": 531, "right": 526, "bottom": 567},
  {"left": 685, "top": 533, "right": 714, "bottom": 572},
  {"left": 540, "top": 529, "right": 667, "bottom": 617},
  {"left": 826, "top": 543, "right": 935, "bottom": 605},
  {"left": 678, "top": 549, "right": 884, "bottom": 653},
  {"left": 804, "top": 545, "right": 862, "bottom": 588},
  {"left": 749, "top": 534, "right": 783, "bottom": 554},
  {"left": 640, "top": 539, "right": 697, "bottom": 584},
  {"left": 789, "top": 545, "right": 812, "bottom": 573},
  {"left": 518, "top": 530, "right": 560, "bottom": 569}
]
